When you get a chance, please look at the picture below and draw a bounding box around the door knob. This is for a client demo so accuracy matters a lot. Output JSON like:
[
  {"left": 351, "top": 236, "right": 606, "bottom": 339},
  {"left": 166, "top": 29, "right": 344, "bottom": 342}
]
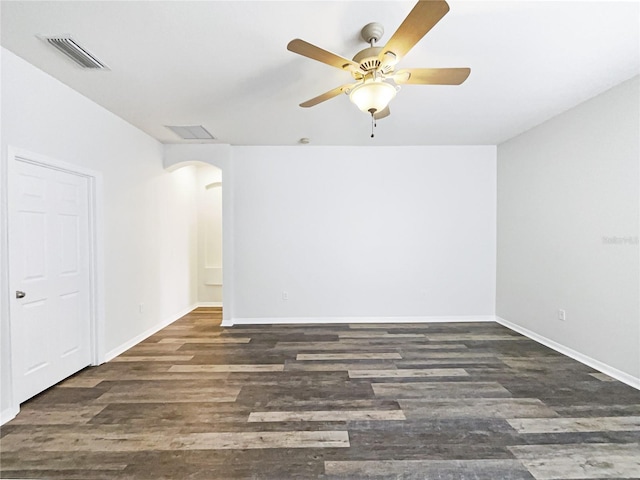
[{"left": 16, "top": 291, "right": 26, "bottom": 299}]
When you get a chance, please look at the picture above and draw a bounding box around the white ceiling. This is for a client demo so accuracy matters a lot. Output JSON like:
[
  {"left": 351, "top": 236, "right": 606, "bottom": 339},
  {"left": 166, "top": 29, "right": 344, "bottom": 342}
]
[{"left": 1, "top": 1, "right": 638, "bottom": 146}]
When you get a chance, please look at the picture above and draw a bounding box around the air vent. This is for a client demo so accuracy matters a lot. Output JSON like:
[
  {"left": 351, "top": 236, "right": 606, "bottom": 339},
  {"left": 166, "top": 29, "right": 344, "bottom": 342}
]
[
  {"left": 166, "top": 125, "right": 216, "bottom": 140},
  {"left": 40, "top": 35, "right": 108, "bottom": 69}
]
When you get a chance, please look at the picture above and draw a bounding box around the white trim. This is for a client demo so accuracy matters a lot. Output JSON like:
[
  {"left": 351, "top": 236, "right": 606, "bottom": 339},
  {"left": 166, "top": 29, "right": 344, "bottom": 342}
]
[
  {"left": 0, "top": 148, "right": 15, "bottom": 420},
  {"left": 104, "top": 304, "right": 197, "bottom": 362},
  {"left": 89, "top": 173, "right": 106, "bottom": 365},
  {"left": 198, "top": 302, "right": 223, "bottom": 308},
  {"left": 0, "top": 406, "right": 19, "bottom": 425},
  {"left": 496, "top": 316, "right": 640, "bottom": 391},
  {"left": 6, "top": 147, "right": 105, "bottom": 406},
  {"left": 223, "top": 315, "right": 494, "bottom": 327}
]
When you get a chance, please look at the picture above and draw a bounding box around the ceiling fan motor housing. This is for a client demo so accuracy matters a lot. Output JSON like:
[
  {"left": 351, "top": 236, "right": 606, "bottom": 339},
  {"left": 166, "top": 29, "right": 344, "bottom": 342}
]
[
  {"left": 352, "top": 46, "right": 394, "bottom": 76},
  {"left": 353, "top": 46, "right": 382, "bottom": 73}
]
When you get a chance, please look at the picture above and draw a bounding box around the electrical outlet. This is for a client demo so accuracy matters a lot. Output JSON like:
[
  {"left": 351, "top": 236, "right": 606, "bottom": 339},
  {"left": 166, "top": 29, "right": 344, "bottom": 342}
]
[
  {"left": 139, "top": 303, "right": 144, "bottom": 313},
  {"left": 282, "top": 291, "right": 289, "bottom": 301},
  {"left": 558, "top": 309, "right": 566, "bottom": 321}
]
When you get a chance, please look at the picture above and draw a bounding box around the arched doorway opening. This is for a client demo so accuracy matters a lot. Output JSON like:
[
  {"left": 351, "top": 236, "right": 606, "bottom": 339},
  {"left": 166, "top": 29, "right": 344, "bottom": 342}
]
[
  {"left": 198, "top": 165, "right": 223, "bottom": 307},
  {"left": 167, "top": 160, "right": 224, "bottom": 317}
]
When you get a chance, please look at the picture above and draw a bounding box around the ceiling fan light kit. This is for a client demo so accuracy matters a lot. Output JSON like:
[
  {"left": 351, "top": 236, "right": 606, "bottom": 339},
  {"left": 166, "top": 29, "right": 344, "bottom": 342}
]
[
  {"left": 287, "top": 0, "right": 470, "bottom": 137},
  {"left": 348, "top": 79, "right": 398, "bottom": 114}
]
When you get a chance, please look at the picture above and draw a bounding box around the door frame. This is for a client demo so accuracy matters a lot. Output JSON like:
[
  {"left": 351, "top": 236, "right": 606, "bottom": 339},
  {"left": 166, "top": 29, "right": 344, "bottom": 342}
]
[{"left": 6, "top": 146, "right": 105, "bottom": 407}]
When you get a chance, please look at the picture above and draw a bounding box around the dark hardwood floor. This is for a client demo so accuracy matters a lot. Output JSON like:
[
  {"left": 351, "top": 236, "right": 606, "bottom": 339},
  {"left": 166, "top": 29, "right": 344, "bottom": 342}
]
[{"left": 2, "top": 307, "right": 640, "bottom": 479}]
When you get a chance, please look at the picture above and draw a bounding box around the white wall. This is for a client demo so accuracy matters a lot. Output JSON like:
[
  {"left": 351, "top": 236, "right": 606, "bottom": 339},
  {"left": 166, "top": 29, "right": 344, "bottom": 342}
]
[
  {"left": 231, "top": 146, "right": 496, "bottom": 322},
  {"left": 497, "top": 76, "right": 640, "bottom": 380},
  {"left": 1, "top": 48, "right": 199, "bottom": 419}
]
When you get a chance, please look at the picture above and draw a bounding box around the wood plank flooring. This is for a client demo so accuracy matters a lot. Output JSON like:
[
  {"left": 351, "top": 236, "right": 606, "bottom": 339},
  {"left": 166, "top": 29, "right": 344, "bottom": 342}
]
[{"left": 2, "top": 307, "right": 640, "bottom": 479}]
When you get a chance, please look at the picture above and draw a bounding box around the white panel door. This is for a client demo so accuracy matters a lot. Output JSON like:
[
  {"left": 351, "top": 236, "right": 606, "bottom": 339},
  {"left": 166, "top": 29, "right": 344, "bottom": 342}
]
[{"left": 9, "top": 159, "right": 92, "bottom": 403}]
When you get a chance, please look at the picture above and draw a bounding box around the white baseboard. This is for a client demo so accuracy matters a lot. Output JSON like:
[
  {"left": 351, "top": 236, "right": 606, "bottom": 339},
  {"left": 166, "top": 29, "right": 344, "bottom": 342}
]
[
  {"left": 198, "top": 302, "right": 223, "bottom": 308},
  {"left": 496, "top": 316, "right": 640, "bottom": 391},
  {"left": 222, "top": 315, "right": 494, "bottom": 327},
  {"left": 104, "top": 303, "right": 198, "bottom": 362},
  {"left": 1, "top": 406, "right": 19, "bottom": 425}
]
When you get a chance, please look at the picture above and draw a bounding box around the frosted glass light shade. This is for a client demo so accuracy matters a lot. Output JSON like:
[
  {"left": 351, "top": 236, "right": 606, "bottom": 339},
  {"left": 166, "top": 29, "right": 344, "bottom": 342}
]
[{"left": 349, "top": 80, "right": 397, "bottom": 113}]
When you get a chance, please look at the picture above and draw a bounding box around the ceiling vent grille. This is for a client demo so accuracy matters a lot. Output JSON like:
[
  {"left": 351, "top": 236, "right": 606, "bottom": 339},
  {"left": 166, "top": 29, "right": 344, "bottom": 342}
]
[
  {"left": 40, "top": 35, "right": 108, "bottom": 69},
  {"left": 166, "top": 125, "right": 216, "bottom": 140}
]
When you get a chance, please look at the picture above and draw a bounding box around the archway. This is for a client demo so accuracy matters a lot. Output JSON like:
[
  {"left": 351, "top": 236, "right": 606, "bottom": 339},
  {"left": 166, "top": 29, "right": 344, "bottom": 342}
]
[
  {"left": 163, "top": 144, "right": 233, "bottom": 323},
  {"left": 166, "top": 160, "right": 224, "bottom": 314}
]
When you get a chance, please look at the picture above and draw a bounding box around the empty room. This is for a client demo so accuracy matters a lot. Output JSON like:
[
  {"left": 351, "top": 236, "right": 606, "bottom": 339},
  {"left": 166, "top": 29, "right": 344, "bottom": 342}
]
[{"left": 0, "top": 1, "right": 639, "bottom": 478}]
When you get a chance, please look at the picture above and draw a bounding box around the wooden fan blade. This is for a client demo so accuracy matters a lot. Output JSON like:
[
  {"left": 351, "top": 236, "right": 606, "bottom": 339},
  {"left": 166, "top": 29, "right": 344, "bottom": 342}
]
[
  {"left": 287, "top": 39, "right": 359, "bottom": 72},
  {"left": 378, "top": 1, "right": 450, "bottom": 63},
  {"left": 300, "top": 84, "right": 352, "bottom": 108},
  {"left": 374, "top": 106, "right": 390, "bottom": 120},
  {"left": 393, "top": 67, "right": 470, "bottom": 85}
]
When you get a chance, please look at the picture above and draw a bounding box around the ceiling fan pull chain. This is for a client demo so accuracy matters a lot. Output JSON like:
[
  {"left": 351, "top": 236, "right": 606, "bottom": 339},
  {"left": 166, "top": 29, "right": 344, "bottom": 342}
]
[{"left": 370, "top": 110, "right": 376, "bottom": 138}]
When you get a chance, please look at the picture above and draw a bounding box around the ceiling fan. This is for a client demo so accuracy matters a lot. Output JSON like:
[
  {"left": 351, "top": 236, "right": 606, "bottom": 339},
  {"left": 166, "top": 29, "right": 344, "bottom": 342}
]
[{"left": 287, "top": 0, "right": 470, "bottom": 136}]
